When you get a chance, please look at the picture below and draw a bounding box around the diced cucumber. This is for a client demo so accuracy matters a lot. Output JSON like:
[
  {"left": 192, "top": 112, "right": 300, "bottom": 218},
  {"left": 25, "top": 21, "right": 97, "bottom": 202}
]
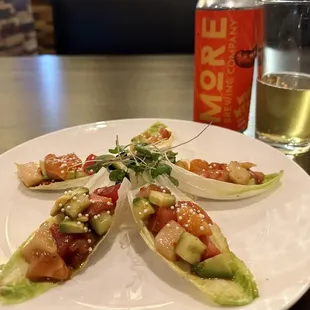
[
  {"left": 76, "top": 171, "right": 88, "bottom": 178},
  {"left": 39, "top": 160, "right": 49, "bottom": 179},
  {"left": 59, "top": 220, "right": 86, "bottom": 233},
  {"left": 54, "top": 213, "right": 65, "bottom": 224},
  {"left": 65, "top": 194, "right": 90, "bottom": 219},
  {"left": 175, "top": 231, "right": 207, "bottom": 265},
  {"left": 133, "top": 197, "right": 155, "bottom": 220},
  {"left": 50, "top": 187, "right": 89, "bottom": 216},
  {"left": 76, "top": 215, "right": 89, "bottom": 223},
  {"left": 66, "top": 171, "right": 76, "bottom": 179},
  {"left": 192, "top": 253, "right": 235, "bottom": 279},
  {"left": 148, "top": 190, "right": 176, "bottom": 208},
  {"left": 90, "top": 212, "right": 113, "bottom": 235}
]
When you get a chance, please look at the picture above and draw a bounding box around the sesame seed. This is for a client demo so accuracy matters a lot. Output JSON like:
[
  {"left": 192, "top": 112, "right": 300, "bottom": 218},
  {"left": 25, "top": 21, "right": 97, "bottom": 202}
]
[
  {"left": 170, "top": 206, "right": 175, "bottom": 210},
  {"left": 84, "top": 227, "right": 88, "bottom": 232},
  {"left": 94, "top": 215, "right": 98, "bottom": 219},
  {"left": 88, "top": 247, "right": 93, "bottom": 252},
  {"left": 162, "top": 190, "right": 166, "bottom": 193},
  {"left": 107, "top": 201, "right": 113, "bottom": 206},
  {"left": 178, "top": 216, "right": 183, "bottom": 220},
  {"left": 85, "top": 213, "right": 89, "bottom": 217},
  {"left": 176, "top": 226, "right": 179, "bottom": 230},
  {"left": 64, "top": 191, "right": 68, "bottom": 194},
  {"left": 61, "top": 208, "right": 65, "bottom": 212},
  {"left": 87, "top": 239, "right": 92, "bottom": 243},
  {"left": 189, "top": 209, "right": 193, "bottom": 213},
  {"left": 90, "top": 169, "right": 94, "bottom": 173},
  {"left": 51, "top": 179, "right": 55, "bottom": 183},
  {"left": 60, "top": 170, "right": 64, "bottom": 174},
  {"left": 78, "top": 213, "right": 82, "bottom": 217},
  {"left": 83, "top": 193, "right": 87, "bottom": 196},
  {"left": 88, "top": 229, "right": 91, "bottom": 232},
  {"left": 73, "top": 196, "right": 77, "bottom": 200},
  {"left": 59, "top": 203, "right": 63, "bottom": 207},
  {"left": 67, "top": 205, "right": 71, "bottom": 209},
  {"left": 91, "top": 156, "right": 95, "bottom": 160},
  {"left": 144, "top": 209, "right": 148, "bottom": 213},
  {"left": 200, "top": 226, "right": 204, "bottom": 230},
  {"left": 138, "top": 212, "right": 142, "bottom": 215},
  {"left": 107, "top": 211, "right": 110, "bottom": 214},
  {"left": 166, "top": 223, "right": 171, "bottom": 227},
  {"left": 187, "top": 219, "right": 190, "bottom": 223},
  {"left": 77, "top": 200, "right": 81, "bottom": 203},
  {"left": 184, "top": 224, "right": 189, "bottom": 227},
  {"left": 199, "top": 214, "right": 205, "bottom": 218},
  {"left": 202, "top": 169, "right": 205, "bottom": 172},
  {"left": 197, "top": 210, "right": 201, "bottom": 213},
  {"left": 77, "top": 221, "right": 81, "bottom": 225},
  {"left": 65, "top": 216, "right": 69, "bottom": 220}
]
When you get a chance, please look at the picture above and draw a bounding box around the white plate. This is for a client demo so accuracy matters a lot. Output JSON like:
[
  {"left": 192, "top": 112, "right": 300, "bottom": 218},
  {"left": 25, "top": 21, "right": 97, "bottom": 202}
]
[{"left": 0, "top": 118, "right": 309, "bottom": 310}]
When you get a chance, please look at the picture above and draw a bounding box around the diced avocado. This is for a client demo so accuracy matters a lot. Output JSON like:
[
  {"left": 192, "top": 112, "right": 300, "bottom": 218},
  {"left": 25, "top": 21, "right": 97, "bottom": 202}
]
[
  {"left": 66, "top": 171, "right": 76, "bottom": 179},
  {"left": 175, "top": 231, "right": 207, "bottom": 265},
  {"left": 50, "top": 187, "right": 89, "bottom": 216},
  {"left": 39, "top": 160, "right": 49, "bottom": 179},
  {"left": 59, "top": 220, "right": 86, "bottom": 234},
  {"left": 76, "top": 215, "right": 89, "bottom": 223},
  {"left": 133, "top": 197, "right": 155, "bottom": 220},
  {"left": 64, "top": 194, "right": 90, "bottom": 219},
  {"left": 90, "top": 212, "right": 113, "bottom": 235},
  {"left": 148, "top": 190, "right": 176, "bottom": 208},
  {"left": 54, "top": 213, "right": 65, "bottom": 224},
  {"left": 192, "top": 253, "right": 235, "bottom": 279},
  {"left": 76, "top": 171, "right": 88, "bottom": 178}
]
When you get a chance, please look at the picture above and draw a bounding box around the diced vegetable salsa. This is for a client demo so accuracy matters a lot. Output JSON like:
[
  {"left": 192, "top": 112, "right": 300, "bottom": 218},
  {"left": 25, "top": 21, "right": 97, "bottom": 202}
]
[
  {"left": 19, "top": 184, "right": 120, "bottom": 282},
  {"left": 133, "top": 184, "right": 229, "bottom": 279},
  {"left": 176, "top": 159, "right": 265, "bottom": 185}
]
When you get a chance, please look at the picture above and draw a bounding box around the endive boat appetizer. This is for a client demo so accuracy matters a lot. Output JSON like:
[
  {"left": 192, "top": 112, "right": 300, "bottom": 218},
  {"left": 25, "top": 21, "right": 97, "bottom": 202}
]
[
  {"left": 131, "top": 121, "right": 174, "bottom": 150},
  {"left": 16, "top": 121, "right": 174, "bottom": 191},
  {"left": 128, "top": 178, "right": 259, "bottom": 306},
  {"left": 164, "top": 158, "right": 283, "bottom": 200},
  {"left": 0, "top": 168, "right": 131, "bottom": 304}
]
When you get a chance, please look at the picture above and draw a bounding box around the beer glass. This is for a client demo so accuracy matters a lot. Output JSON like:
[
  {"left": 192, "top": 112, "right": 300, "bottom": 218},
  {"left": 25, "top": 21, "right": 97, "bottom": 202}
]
[{"left": 256, "top": 0, "right": 310, "bottom": 154}]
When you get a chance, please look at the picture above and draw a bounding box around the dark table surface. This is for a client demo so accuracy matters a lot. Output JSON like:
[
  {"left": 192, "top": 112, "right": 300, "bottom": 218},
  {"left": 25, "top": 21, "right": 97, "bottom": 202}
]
[{"left": 0, "top": 55, "right": 309, "bottom": 309}]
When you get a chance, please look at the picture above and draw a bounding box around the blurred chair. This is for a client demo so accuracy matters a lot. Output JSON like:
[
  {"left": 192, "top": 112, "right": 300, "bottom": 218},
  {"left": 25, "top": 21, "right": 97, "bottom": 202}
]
[
  {"left": 31, "top": 0, "right": 55, "bottom": 54},
  {"left": 52, "top": 0, "right": 197, "bottom": 54},
  {"left": 0, "top": 0, "right": 38, "bottom": 55}
]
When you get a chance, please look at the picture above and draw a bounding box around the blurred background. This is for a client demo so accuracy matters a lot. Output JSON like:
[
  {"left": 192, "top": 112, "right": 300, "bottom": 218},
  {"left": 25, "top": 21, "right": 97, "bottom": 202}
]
[{"left": 1, "top": 0, "right": 309, "bottom": 57}]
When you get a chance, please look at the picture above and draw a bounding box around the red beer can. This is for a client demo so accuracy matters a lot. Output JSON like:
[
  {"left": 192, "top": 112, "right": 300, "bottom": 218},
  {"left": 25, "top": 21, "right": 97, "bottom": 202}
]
[{"left": 193, "top": 0, "right": 262, "bottom": 132}]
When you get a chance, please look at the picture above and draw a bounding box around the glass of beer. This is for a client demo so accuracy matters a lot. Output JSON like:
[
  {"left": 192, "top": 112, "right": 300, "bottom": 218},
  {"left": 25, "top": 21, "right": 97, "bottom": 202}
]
[{"left": 256, "top": 0, "right": 310, "bottom": 154}]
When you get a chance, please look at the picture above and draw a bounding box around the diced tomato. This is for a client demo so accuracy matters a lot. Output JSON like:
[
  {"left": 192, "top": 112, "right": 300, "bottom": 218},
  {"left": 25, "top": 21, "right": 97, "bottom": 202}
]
[
  {"left": 87, "top": 193, "right": 115, "bottom": 218},
  {"left": 66, "top": 233, "right": 97, "bottom": 268},
  {"left": 44, "top": 153, "right": 82, "bottom": 180},
  {"left": 26, "top": 251, "right": 70, "bottom": 281},
  {"left": 94, "top": 184, "right": 120, "bottom": 205},
  {"left": 159, "top": 127, "right": 171, "bottom": 139},
  {"left": 190, "top": 159, "right": 209, "bottom": 174},
  {"left": 201, "top": 169, "right": 229, "bottom": 182},
  {"left": 83, "top": 154, "right": 97, "bottom": 174},
  {"left": 50, "top": 224, "right": 97, "bottom": 269},
  {"left": 148, "top": 207, "right": 177, "bottom": 234},
  {"left": 251, "top": 171, "right": 265, "bottom": 184},
  {"left": 199, "top": 235, "right": 221, "bottom": 260},
  {"left": 136, "top": 184, "right": 171, "bottom": 198},
  {"left": 50, "top": 224, "right": 75, "bottom": 258}
]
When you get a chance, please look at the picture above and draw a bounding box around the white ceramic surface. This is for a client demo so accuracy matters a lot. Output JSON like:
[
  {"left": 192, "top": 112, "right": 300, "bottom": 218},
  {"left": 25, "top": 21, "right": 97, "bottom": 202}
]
[{"left": 0, "top": 118, "right": 309, "bottom": 310}]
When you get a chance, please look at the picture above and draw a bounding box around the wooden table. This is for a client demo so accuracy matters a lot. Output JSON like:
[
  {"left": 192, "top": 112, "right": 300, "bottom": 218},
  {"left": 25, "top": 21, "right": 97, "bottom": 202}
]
[{"left": 0, "top": 55, "right": 309, "bottom": 309}]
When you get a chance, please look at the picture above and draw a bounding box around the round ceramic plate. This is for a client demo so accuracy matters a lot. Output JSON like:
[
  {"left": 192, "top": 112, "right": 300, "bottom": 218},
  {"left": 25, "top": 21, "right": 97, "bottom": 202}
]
[{"left": 0, "top": 118, "right": 309, "bottom": 310}]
